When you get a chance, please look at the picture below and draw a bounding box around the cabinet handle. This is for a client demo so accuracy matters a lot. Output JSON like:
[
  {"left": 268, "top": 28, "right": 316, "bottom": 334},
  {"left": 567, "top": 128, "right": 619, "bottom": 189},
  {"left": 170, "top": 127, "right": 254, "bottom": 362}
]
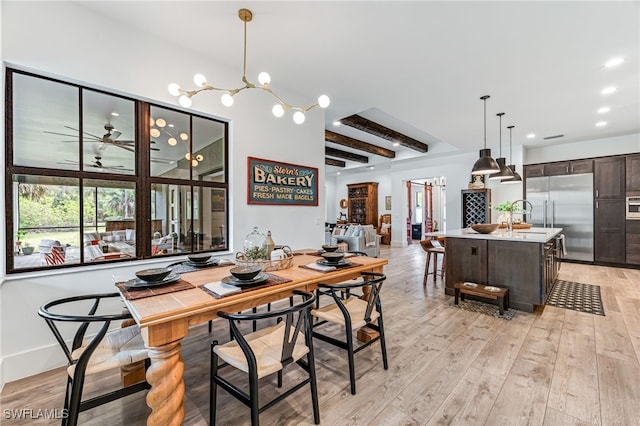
[
  {"left": 596, "top": 190, "right": 599, "bottom": 197},
  {"left": 596, "top": 201, "right": 599, "bottom": 209},
  {"left": 571, "top": 165, "right": 574, "bottom": 173},
  {"left": 566, "top": 166, "right": 569, "bottom": 173}
]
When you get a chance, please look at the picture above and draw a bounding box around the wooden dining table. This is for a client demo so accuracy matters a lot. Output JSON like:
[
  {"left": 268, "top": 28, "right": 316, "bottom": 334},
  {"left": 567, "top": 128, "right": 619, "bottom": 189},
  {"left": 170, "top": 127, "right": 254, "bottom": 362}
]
[{"left": 117, "top": 251, "right": 388, "bottom": 426}]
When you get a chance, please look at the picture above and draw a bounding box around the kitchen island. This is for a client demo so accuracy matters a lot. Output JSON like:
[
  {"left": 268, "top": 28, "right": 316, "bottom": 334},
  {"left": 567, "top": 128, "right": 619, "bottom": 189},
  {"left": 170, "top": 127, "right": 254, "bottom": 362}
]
[{"left": 431, "top": 227, "right": 563, "bottom": 312}]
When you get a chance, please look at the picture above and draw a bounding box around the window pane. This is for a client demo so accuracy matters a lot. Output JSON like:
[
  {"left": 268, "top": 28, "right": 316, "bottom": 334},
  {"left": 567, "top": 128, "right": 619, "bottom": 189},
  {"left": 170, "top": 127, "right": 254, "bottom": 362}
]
[
  {"left": 83, "top": 179, "right": 136, "bottom": 262},
  {"left": 82, "top": 90, "right": 135, "bottom": 175},
  {"left": 150, "top": 106, "right": 190, "bottom": 179},
  {"left": 12, "top": 73, "right": 80, "bottom": 170},
  {"left": 151, "top": 183, "right": 187, "bottom": 256},
  {"left": 192, "top": 116, "right": 226, "bottom": 182},
  {"left": 201, "top": 187, "right": 228, "bottom": 250},
  {"left": 12, "top": 174, "right": 80, "bottom": 269}
]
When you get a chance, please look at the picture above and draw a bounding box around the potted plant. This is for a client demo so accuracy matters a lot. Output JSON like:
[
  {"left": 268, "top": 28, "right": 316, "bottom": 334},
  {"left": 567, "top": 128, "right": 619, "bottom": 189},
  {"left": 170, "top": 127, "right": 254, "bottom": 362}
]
[
  {"left": 493, "top": 201, "right": 523, "bottom": 225},
  {"left": 22, "top": 242, "right": 34, "bottom": 255}
]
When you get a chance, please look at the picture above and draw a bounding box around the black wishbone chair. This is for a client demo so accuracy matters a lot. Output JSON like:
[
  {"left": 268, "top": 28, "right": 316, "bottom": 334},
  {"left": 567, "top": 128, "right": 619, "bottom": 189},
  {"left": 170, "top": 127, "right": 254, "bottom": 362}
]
[
  {"left": 38, "top": 293, "right": 150, "bottom": 426},
  {"left": 311, "top": 271, "right": 388, "bottom": 395},
  {"left": 210, "top": 290, "right": 320, "bottom": 426}
]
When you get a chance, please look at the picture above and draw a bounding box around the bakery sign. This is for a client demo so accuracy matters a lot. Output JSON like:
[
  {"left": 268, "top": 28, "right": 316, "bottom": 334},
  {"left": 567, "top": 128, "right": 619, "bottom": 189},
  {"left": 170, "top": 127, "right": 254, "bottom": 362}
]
[{"left": 247, "top": 157, "right": 318, "bottom": 206}]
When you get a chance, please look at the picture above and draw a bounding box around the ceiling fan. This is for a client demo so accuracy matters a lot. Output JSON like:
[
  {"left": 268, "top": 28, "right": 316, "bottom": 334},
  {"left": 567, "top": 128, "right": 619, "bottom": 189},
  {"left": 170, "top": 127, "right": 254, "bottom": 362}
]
[
  {"left": 45, "top": 124, "right": 159, "bottom": 152},
  {"left": 57, "top": 155, "right": 134, "bottom": 172}
]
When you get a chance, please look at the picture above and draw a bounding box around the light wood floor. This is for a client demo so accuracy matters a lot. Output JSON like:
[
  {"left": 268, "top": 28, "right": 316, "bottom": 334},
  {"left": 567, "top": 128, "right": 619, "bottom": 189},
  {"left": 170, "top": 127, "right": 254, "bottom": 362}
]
[{"left": 2, "top": 244, "right": 640, "bottom": 425}]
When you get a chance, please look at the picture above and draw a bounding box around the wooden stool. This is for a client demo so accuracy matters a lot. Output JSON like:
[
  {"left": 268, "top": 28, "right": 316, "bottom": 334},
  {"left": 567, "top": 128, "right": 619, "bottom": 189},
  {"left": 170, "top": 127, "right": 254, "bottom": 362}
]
[
  {"left": 420, "top": 239, "right": 445, "bottom": 286},
  {"left": 454, "top": 282, "right": 510, "bottom": 315}
]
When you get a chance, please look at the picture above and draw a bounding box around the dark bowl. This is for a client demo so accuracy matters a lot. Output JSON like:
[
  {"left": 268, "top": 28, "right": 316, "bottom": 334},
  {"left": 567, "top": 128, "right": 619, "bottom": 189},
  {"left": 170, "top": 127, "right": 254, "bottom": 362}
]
[
  {"left": 322, "top": 244, "right": 339, "bottom": 252},
  {"left": 188, "top": 253, "right": 212, "bottom": 264},
  {"left": 321, "top": 252, "right": 345, "bottom": 264},
  {"left": 230, "top": 266, "right": 262, "bottom": 281},
  {"left": 135, "top": 267, "right": 171, "bottom": 282},
  {"left": 471, "top": 223, "right": 499, "bottom": 234}
]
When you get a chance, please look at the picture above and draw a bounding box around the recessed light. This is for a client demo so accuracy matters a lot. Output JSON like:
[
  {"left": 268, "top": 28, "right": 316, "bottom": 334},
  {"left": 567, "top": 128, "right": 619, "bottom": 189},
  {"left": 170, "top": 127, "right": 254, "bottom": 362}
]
[
  {"left": 597, "top": 107, "right": 610, "bottom": 114},
  {"left": 168, "top": 124, "right": 174, "bottom": 128},
  {"left": 526, "top": 133, "right": 536, "bottom": 139},
  {"left": 596, "top": 121, "right": 607, "bottom": 127},
  {"left": 336, "top": 172, "right": 341, "bottom": 175},
  {"left": 332, "top": 121, "right": 341, "bottom": 126},
  {"left": 368, "top": 166, "right": 375, "bottom": 170},
  {"left": 111, "top": 112, "right": 119, "bottom": 117},
  {"left": 393, "top": 142, "right": 400, "bottom": 147},
  {"left": 601, "top": 86, "right": 617, "bottom": 95},
  {"left": 605, "top": 57, "right": 624, "bottom": 68}
]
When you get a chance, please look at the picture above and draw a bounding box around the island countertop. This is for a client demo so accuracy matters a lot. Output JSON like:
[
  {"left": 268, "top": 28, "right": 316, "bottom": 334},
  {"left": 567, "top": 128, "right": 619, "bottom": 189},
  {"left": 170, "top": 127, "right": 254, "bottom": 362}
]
[{"left": 426, "top": 227, "right": 563, "bottom": 243}]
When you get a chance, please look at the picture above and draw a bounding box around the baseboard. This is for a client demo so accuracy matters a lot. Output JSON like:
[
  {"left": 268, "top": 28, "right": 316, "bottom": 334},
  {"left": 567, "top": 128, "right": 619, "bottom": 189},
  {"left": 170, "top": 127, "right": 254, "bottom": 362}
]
[{"left": 1, "top": 342, "right": 67, "bottom": 388}]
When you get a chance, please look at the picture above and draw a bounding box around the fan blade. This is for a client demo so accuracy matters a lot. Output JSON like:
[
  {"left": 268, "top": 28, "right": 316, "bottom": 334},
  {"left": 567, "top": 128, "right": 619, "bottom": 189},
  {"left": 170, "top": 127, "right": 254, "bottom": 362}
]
[
  {"left": 110, "top": 130, "right": 122, "bottom": 140},
  {"left": 64, "top": 125, "right": 102, "bottom": 140},
  {"left": 151, "top": 158, "right": 174, "bottom": 164},
  {"left": 44, "top": 130, "right": 80, "bottom": 138},
  {"left": 150, "top": 147, "right": 160, "bottom": 151}
]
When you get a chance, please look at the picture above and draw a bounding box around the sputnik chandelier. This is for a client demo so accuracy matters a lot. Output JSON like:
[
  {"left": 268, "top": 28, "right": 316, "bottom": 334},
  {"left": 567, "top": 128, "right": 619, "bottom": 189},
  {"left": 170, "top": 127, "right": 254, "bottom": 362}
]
[{"left": 168, "top": 8, "right": 330, "bottom": 124}]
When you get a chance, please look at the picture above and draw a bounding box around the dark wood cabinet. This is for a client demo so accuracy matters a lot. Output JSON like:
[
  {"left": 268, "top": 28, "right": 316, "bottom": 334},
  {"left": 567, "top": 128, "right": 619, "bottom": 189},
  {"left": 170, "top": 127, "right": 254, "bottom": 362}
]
[
  {"left": 627, "top": 220, "right": 640, "bottom": 265},
  {"left": 544, "top": 162, "right": 571, "bottom": 176},
  {"left": 626, "top": 154, "right": 640, "bottom": 192},
  {"left": 525, "top": 164, "right": 545, "bottom": 178},
  {"left": 568, "top": 159, "right": 593, "bottom": 174},
  {"left": 595, "top": 157, "right": 625, "bottom": 199},
  {"left": 347, "top": 182, "right": 378, "bottom": 226},
  {"left": 461, "top": 189, "right": 491, "bottom": 228},
  {"left": 445, "top": 238, "right": 488, "bottom": 285},
  {"left": 594, "top": 199, "right": 626, "bottom": 263},
  {"left": 527, "top": 160, "right": 593, "bottom": 177}
]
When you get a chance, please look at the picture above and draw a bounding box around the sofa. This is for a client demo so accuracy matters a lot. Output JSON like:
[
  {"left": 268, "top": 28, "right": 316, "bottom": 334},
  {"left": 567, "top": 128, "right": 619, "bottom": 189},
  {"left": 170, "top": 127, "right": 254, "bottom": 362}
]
[{"left": 330, "top": 224, "right": 380, "bottom": 257}]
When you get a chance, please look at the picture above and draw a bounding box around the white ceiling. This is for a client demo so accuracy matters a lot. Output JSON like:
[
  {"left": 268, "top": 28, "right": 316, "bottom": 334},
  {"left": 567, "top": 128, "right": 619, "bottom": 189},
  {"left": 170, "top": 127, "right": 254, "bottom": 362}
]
[{"left": 76, "top": 1, "right": 640, "bottom": 174}]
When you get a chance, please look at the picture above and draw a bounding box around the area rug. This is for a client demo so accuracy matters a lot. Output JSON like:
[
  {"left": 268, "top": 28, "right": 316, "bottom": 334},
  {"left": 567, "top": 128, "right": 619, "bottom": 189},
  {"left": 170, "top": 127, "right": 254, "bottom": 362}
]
[
  {"left": 546, "top": 280, "right": 605, "bottom": 316},
  {"left": 449, "top": 299, "right": 517, "bottom": 320}
]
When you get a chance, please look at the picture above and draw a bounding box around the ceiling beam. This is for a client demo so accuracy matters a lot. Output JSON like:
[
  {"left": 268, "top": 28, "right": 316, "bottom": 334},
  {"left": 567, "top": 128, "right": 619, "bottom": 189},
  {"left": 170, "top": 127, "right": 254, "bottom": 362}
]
[
  {"left": 325, "top": 158, "right": 346, "bottom": 167},
  {"left": 340, "top": 114, "right": 429, "bottom": 153},
  {"left": 325, "top": 130, "right": 396, "bottom": 159},
  {"left": 325, "top": 147, "right": 369, "bottom": 164}
]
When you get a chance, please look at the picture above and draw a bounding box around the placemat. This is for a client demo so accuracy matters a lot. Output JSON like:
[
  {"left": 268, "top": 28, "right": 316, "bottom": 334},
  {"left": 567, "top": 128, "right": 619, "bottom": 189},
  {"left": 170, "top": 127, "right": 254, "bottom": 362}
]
[
  {"left": 200, "top": 273, "right": 293, "bottom": 298},
  {"left": 116, "top": 279, "right": 195, "bottom": 300},
  {"left": 299, "top": 261, "right": 363, "bottom": 273}
]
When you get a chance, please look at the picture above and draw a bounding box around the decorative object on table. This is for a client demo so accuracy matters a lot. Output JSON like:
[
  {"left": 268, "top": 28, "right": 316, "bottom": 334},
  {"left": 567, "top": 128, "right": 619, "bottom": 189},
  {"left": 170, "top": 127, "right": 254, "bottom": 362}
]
[
  {"left": 187, "top": 253, "right": 212, "bottom": 264},
  {"left": 264, "top": 230, "right": 275, "bottom": 259},
  {"left": 236, "top": 245, "right": 294, "bottom": 272},
  {"left": 471, "top": 95, "right": 501, "bottom": 175},
  {"left": 168, "top": 8, "right": 330, "bottom": 124},
  {"left": 247, "top": 157, "right": 318, "bottom": 206},
  {"left": 321, "top": 252, "right": 345, "bottom": 264},
  {"left": 470, "top": 223, "right": 499, "bottom": 234},
  {"left": 488, "top": 112, "right": 515, "bottom": 181},
  {"left": 493, "top": 200, "right": 523, "bottom": 225},
  {"left": 243, "top": 226, "right": 267, "bottom": 260},
  {"left": 230, "top": 266, "right": 262, "bottom": 281},
  {"left": 546, "top": 280, "right": 604, "bottom": 316},
  {"left": 500, "top": 125, "right": 523, "bottom": 184},
  {"left": 135, "top": 267, "right": 172, "bottom": 282}
]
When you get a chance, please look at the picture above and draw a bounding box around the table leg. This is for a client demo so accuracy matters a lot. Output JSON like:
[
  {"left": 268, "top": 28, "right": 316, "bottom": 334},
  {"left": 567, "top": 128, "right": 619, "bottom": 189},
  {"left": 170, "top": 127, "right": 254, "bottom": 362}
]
[
  {"left": 454, "top": 288, "right": 459, "bottom": 305},
  {"left": 497, "top": 296, "right": 504, "bottom": 315},
  {"left": 146, "top": 340, "right": 185, "bottom": 426}
]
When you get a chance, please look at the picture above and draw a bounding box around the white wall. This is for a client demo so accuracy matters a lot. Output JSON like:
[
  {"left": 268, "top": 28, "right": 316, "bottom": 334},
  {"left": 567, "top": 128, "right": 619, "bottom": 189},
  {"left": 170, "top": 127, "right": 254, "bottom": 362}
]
[
  {"left": 0, "top": 2, "right": 326, "bottom": 386},
  {"left": 524, "top": 133, "right": 640, "bottom": 164}
]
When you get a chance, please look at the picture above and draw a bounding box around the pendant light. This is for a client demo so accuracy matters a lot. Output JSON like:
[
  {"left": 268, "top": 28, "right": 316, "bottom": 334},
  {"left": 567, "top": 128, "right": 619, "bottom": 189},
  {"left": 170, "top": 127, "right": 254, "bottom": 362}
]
[
  {"left": 489, "top": 112, "right": 515, "bottom": 180},
  {"left": 501, "top": 125, "right": 523, "bottom": 184},
  {"left": 471, "top": 95, "right": 501, "bottom": 175}
]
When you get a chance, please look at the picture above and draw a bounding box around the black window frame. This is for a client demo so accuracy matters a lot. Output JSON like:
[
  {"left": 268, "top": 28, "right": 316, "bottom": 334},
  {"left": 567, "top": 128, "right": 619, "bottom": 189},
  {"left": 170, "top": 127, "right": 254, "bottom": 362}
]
[{"left": 4, "top": 68, "right": 229, "bottom": 274}]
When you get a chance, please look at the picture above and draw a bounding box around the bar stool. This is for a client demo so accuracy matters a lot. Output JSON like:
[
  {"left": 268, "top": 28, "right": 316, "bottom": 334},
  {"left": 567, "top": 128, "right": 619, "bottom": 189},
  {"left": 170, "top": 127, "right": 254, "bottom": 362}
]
[{"left": 420, "top": 238, "right": 445, "bottom": 285}]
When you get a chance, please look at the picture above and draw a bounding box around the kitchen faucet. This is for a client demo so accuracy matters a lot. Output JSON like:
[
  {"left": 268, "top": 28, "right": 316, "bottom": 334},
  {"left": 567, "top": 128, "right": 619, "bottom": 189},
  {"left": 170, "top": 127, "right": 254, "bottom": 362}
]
[{"left": 508, "top": 199, "right": 533, "bottom": 233}]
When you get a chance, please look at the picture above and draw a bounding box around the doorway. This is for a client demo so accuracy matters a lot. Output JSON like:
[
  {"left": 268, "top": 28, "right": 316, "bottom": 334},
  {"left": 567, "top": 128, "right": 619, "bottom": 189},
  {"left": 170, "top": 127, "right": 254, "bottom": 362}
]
[{"left": 409, "top": 177, "right": 446, "bottom": 241}]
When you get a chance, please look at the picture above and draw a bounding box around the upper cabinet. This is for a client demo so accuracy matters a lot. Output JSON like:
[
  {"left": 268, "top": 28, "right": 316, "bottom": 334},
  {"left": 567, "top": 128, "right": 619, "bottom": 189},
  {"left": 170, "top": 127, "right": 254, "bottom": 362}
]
[
  {"left": 595, "top": 157, "right": 625, "bottom": 199},
  {"left": 526, "top": 160, "right": 593, "bottom": 177},
  {"left": 626, "top": 154, "right": 640, "bottom": 192}
]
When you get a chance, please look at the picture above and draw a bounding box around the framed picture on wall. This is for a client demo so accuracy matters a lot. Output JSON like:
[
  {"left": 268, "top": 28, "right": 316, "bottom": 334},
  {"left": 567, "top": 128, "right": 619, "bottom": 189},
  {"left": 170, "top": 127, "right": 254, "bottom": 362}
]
[
  {"left": 211, "top": 189, "right": 226, "bottom": 211},
  {"left": 385, "top": 196, "right": 391, "bottom": 210}
]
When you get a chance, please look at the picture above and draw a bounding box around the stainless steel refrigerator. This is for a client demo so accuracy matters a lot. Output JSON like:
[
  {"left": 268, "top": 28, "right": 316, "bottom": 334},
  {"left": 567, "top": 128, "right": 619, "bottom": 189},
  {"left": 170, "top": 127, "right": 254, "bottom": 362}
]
[{"left": 525, "top": 173, "right": 594, "bottom": 261}]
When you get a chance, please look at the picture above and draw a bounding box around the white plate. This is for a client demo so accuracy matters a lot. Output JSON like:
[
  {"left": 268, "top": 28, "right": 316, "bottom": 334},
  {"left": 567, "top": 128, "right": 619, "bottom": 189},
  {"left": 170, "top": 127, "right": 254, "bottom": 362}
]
[
  {"left": 463, "top": 282, "right": 478, "bottom": 287},
  {"left": 484, "top": 286, "right": 503, "bottom": 292}
]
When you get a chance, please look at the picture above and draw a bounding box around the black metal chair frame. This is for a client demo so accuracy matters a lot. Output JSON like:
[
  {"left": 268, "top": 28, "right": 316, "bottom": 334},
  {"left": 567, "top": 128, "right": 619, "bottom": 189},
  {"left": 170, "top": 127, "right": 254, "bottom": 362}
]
[
  {"left": 312, "top": 271, "right": 388, "bottom": 395},
  {"left": 38, "top": 292, "right": 150, "bottom": 426},
  {"left": 210, "top": 290, "right": 320, "bottom": 426}
]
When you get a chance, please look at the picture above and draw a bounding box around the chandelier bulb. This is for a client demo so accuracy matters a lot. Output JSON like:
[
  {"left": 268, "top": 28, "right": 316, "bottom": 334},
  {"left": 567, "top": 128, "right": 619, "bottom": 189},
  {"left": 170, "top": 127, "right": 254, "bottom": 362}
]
[
  {"left": 185, "top": 153, "right": 191, "bottom": 160},
  {"left": 192, "top": 159, "right": 199, "bottom": 167},
  {"left": 167, "top": 83, "right": 181, "bottom": 97},
  {"left": 149, "top": 117, "right": 155, "bottom": 127},
  {"left": 150, "top": 128, "right": 161, "bottom": 138},
  {"left": 168, "top": 137, "right": 177, "bottom": 146},
  {"left": 196, "top": 154, "right": 204, "bottom": 161},
  {"left": 293, "top": 111, "right": 306, "bottom": 124},
  {"left": 193, "top": 73, "right": 208, "bottom": 87},
  {"left": 221, "top": 93, "right": 234, "bottom": 107},
  {"left": 178, "top": 95, "right": 193, "bottom": 108},
  {"left": 258, "top": 72, "right": 271, "bottom": 85},
  {"left": 318, "top": 95, "right": 330, "bottom": 109},
  {"left": 272, "top": 104, "right": 285, "bottom": 117},
  {"left": 180, "top": 132, "right": 189, "bottom": 141},
  {"left": 155, "top": 118, "right": 166, "bottom": 128}
]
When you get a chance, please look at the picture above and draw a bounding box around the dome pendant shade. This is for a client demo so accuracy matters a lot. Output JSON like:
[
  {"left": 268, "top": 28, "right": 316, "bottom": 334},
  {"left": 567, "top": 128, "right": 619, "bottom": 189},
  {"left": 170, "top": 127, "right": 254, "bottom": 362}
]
[
  {"left": 488, "top": 157, "right": 515, "bottom": 180},
  {"left": 501, "top": 164, "right": 523, "bottom": 183},
  {"left": 472, "top": 149, "right": 501, "bottom": 175}
]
